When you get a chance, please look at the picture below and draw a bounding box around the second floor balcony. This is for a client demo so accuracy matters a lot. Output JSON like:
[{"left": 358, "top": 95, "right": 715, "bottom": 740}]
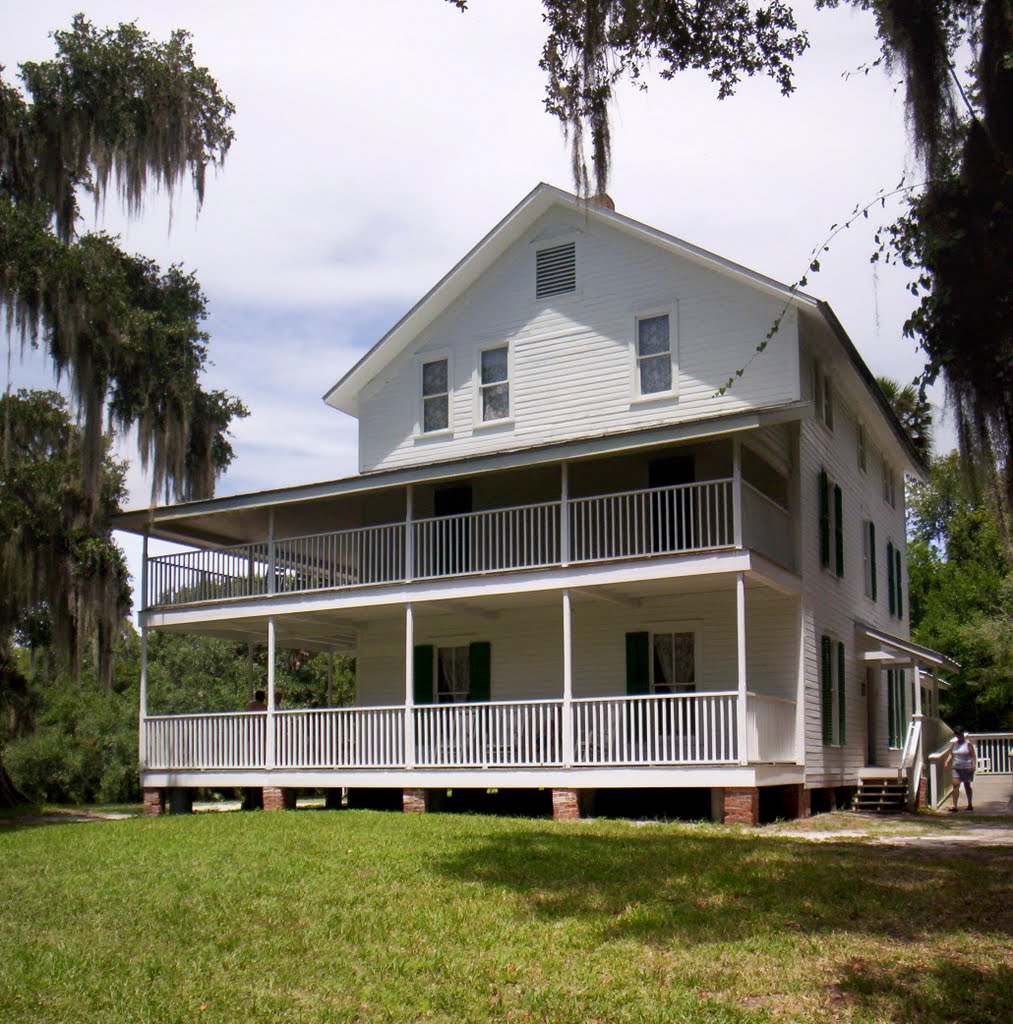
[{"left": 143, "top": 467, "right": 796, "bottom": 611}]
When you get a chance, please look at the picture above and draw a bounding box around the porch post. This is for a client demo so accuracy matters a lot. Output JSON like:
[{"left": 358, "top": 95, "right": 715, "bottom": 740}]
[
  {"left": 138, "top": 533, "right": 149, "bottom": 771},
  {"left": 794, "top": 597, "right": 806, "bottom": 764},
  {"left": 562, "top": 588, "right": 574, "bottom": 767},
  {"left": 267, "top": 509, "right": 276, "bottom": 595},
  {"left": 404, "top": 603, "right": 415, "bottom": 769},
  {"left": 912, "top": 659, "right": 923, "bottom": 716},
  {"left": 732, "top": 438, "right": 743, "bottom": 549},
  {"left": 405, "top": 484, "right": 414, "bottom": 582},
  {"left": 735, "top": 572, "right": 748, "bottom": 765},
  {"left": 560, "top": 462, "right": 570, "bottom": 567},
  {"left": 266, "top": 617, "right": 276, "bottom": 769},
  {"left": 138, "top": 627, "right": 149, "bottom": 770}
]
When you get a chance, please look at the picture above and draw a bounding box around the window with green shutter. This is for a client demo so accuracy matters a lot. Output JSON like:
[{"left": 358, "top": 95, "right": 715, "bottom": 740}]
[
  {"left": 887, "top": 540, "right": 896, "bottom": 615},
  {"left": 469, "top": 642, "right": 491, "bottom": 702},
  {"left": 818, "top": 470, "right": 831, "bottom": 569},
  {"left": 837, "top": 641, "right": 846, "bottom": 745},
  {"left": 869, "top": 522, "right": 878, "bottom": 600},
  {"left": 821, "top": 635, "right": 833, "bottom": 745},
  {"left": 413, "top": 644, "right": 434, "bottom": 705},
  {"left": 833, "top": 484, "right": 844, "bottom": 577},
  {"left": 625, "top": 632, "right": 650, "bottom": 695},
  {"left": 894, "top": 547, "right": 903, "bottom": 619},
  {"left": 887, "top": 669, "right": 896, "bottom": 747}
]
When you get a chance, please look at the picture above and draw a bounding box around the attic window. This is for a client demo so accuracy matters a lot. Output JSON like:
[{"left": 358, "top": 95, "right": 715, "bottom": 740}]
[{"left": 535, "top": 242, "right": 576, "bottom": 298}]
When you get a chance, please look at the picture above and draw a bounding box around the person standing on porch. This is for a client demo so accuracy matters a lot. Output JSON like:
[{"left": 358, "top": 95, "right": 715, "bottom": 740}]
[
  {"left": 246, "top": 690, "right": 267, "bottom": 711},
  {"left": 945, "top": 727, "right": 976, "bottom": 812}
]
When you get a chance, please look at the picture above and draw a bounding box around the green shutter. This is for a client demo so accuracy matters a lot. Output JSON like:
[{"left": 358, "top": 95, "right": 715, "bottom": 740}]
[
  {"left": 821, "top": 635, "right": 833, "bottom": 745},
  {"left": 887, "top": 541, "right": 896, "bottom": 615},
  {"left": 469, "top": 642, "right": 491, "bottom": 702},
  {"left": 413, "top": 644, "right": 434, "bottom": 705},
  {"left": 887, "top": 669, "right": 896, "bottom": 747},
  {"left": 625, "top": 632, "right": 650, "bottom": 695},
  {"left": 894, "top": 547, "right": 903, "bottom": 619},
  {"left": 869, "top": 522, "right": 878, "bottom": 601},
  {"left": 834, "top": 484, "right": 844, "bottom": 577},
  {"left": 818, "top": 470, "right": 831, "bottom": 568},
  {"left": 837, "top": 641, "right": 846, "bottom": 745}
]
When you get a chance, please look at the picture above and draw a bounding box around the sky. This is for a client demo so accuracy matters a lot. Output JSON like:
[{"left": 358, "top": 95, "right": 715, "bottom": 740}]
[{"left": 3, "top": 0, "right": 949, "bottom": 602}]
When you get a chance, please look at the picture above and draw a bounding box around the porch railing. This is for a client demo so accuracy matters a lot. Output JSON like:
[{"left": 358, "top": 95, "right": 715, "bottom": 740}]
[
  {"left": 145, "top": 477, "right": 765, "bottom": 609},
  {"left": 968, "top": 732, "right": 1013, "bottom": 775},
  {"left": 741, "top": 483, "right": 795, "bottom": 570},
  {"left": 142, "top": 692, "right": 796, "bottom": 772}
]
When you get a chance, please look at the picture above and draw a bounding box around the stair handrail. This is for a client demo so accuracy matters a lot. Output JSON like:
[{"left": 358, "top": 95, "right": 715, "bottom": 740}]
[
  {"left": 900, "top": 717, "right": 924, "bottom": 810},
  {"left": 925, "top": 719, "right": 956, "bottom": 809}
]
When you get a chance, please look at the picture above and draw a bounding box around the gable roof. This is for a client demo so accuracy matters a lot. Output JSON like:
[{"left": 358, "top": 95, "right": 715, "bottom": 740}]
[
  {"left": 322, "top": 182, "right": 926, "bottom": 477},
  {"left": 322, "top": 182, "right": 820, "bottom": 417}
]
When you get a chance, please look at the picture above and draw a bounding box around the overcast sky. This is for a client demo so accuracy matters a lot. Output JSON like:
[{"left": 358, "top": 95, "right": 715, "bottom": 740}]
[{"left": 4, "top": 1, "right": 948, "bottom": 597}]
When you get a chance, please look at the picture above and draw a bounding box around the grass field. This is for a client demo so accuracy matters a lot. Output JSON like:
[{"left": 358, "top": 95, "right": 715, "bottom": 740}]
[{"left": 1, "top": 810, "right": 1010, "bottom": 1023}]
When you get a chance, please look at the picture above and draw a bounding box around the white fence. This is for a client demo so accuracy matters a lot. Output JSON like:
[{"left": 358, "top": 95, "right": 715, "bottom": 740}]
[
  {"left": 572, "top": 692, "right": 739, "bottom": 765},
  {"left": 146, "top": 478, "right": 768, "bottom": 608},
  {"left": 142, "top": 693, "right": 796, "bottom": 772},
  {"left": 968, "top": 733, "right": 1013, "bottom": 775}
]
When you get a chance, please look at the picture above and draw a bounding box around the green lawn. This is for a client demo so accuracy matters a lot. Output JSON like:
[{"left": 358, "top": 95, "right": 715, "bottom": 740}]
[{"left": 1, "top": 811, "right": 1010, "bottom": 1023}]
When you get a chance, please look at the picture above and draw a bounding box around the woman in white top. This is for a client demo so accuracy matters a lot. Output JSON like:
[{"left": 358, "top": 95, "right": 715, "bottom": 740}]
[{"left": 944, "top": 727, "right": 977, "bottom": 812}]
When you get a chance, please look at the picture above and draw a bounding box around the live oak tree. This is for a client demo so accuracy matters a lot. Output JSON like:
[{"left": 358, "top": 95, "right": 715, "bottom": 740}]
[
  {"left": 0, "top": 18, "right": 243, "bottom": 806},
  {"left": 449, "top": 1, "right": 1012, "bottom": 547}
]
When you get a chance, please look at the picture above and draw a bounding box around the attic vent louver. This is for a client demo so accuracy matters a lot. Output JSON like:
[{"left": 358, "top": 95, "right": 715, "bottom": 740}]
[{"left": 536, "top": 242, "right": 576, "bottom": 298}]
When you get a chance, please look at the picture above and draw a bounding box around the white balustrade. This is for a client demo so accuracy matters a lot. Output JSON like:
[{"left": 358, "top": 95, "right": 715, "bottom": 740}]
[
  {"left": 740, "top": 483, "right": 796, "bottom": 571},
  {"left": 412, "top": 502, "right": 560, "bottom": 579},
  {"left": 572, "top": 692, "right": 740, "bottom": 765},
  {"left": 413, "top": 700, "right": 564, "bottom": 767},
  {"left": 569, "top": 480, "right": 734, "bottom": 563},
  {"left": 968, "top": 733, "right": 1013, "bottom": 775},
  {"left": 147, "top": 543, "right": 271, "bottom": 606},
  {"left": 144, "top": 712, "right": 266, "bottom": 770},
  {"left": 745, "top": 693, "right": 798, "bottom": 762},
  {"left": 274, "top": 707, "right": 405, "bottom": 768},
  {"left": 142, "top": 691, "right": 804, "bottom": 771},
  {"left": 273, "top": 523, "right": 405, "bottom": 592}
]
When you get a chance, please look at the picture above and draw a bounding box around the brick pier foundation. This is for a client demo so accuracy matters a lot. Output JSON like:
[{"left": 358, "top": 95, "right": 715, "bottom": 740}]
[
  {"left": 551, "top": 788, "right": 582, "bottom": 821},
  {"left": 143, "top": 788, "right": 165, "bottom": 816},
  {"left": 403, "top": 788, "right": 430, "bottom": 813},
  {"left": 263, "top": 787, "right": 296, "bottom": 811},
  {"left": 722, "top": 786, "right": 760, "bottom": 825}
]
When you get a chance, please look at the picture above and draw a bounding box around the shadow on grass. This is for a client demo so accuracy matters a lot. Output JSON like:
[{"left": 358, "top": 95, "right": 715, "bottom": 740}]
[
  {"left": 433, "top": 827, "right": 1013, "bottom": 950},
  {"left": 837, "top": 955, "right": 1013, "bottom": 1024}
]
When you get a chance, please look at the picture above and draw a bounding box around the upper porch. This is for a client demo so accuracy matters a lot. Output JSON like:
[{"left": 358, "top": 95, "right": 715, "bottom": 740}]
[{"left": 128, "top": 419, "right": 801, "bottom": 615}]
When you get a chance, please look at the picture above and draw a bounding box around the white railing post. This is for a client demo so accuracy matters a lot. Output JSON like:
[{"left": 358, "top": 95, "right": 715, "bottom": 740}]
[
  {"left": 404, "top": 603, "right": 415, "bottom": 769},
  {"left": 732, "top": 438, "right": 744, "bottom": 549},
  {"left": 560, "top": 462, "right": 570, "bottom": 567},
  {"left": 405, "top": 484, "right": 414, "bottom": 582},
  {"left": 794, "top": 595, "right": 806, "bottom": 764},
  {"left": 736, "top": 572, "right": 748, "bottom": 764},
  {"left": 138, "top": 626, "right": 148, "bottom": 770},
  {"left": 267, "top": 509, "right": 276, "bottom": 596},
  {"left": 562, "top": 589, "right": 574, "bottom": 767},
  {"left": 140, "top": 532, "right": 149, "bottom": 611},
  {"left": 913, "top": 660, "right": 923, "bottom": 716},
  {"left": 266, "top": 617, "right": 276, "bottom": 769}
]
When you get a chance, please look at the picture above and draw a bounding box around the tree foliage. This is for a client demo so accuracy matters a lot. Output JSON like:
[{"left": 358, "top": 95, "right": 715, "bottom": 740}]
[
  {"left": 449, "top": 1, "right": 809, "bottom": 196},
  {"left": 876, "top": 373, "right": 933, "bottom": 461},
  {"left": 908, "top": 452, "right": 1013, "bottom": 729},
  {"left": 0, "top": 15, "right": 246, "bottom": 504}
]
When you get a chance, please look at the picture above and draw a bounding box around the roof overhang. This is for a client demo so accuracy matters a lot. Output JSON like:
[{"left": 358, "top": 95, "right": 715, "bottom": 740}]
[
  {"left": 322, "top": 182, "right": 820, "bottom": 418},
  {"left": 113, "top": 401, "right": 808, "bottom": 546},
  {"left": 855, "top": 621, "right": 959, "bottom": 676}
]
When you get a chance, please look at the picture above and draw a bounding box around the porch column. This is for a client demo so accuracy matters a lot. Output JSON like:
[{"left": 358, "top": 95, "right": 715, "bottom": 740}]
[
  {"left": 735, "top": 572, "right": 748, "bottom": 765},
  {"left": 562, "top": 589, "right": 574, "bottom": 767},
  {"left": 266, "top": 617, "right": 276, "bottom": 769},
  {"left": 404, "top": 603, "right": 415, "bottom": 769},
  {"left": 405, "top": 484, "right": 414, "bottom": 582},
  {"left": 138, "top": 627, "right": 149, "bottom": 770},
  {"left": 138, "top": 533, "right": 149, "bottom": 771},
  {"left": 732, "top": 438, "right": 743, "bottom": 549},
  {"left": 560, "top": 462, "right": 570, "bottom": 566},
  {"left": 794, "top": 596, "right": 806, "bottom": 764},
  {"left": 912, "top": 659, "right": 923, "bottom": 716}
]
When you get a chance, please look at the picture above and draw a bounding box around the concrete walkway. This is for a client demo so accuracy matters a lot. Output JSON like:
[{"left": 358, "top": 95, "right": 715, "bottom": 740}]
[{"left": 947, "top": 773, "right": 1012, "bottom": 815}]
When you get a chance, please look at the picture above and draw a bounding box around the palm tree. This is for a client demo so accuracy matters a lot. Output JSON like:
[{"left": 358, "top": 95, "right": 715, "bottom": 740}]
[{"left": 876, "top": 376, "right": 933, "bottom": 463}]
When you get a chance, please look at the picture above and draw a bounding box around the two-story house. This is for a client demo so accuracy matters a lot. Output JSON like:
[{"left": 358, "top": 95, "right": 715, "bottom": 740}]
[{"left": 118, "top": 184, "right": 956, "bottom": 823}]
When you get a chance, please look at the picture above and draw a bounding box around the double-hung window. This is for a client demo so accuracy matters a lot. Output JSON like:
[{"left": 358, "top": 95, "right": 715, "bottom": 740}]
[
  {"left": 818, "top": 468, "right": 844, "bottom": 577},
  {"left": 882, "top": 460, "right": 897, "bottom": 508},
  {"left": 862, "top": 521, "right": 878, "bottom": 600},
  {"left": 857, "top": 423, "right": 867, "bottom": 472},
  {"left": 651, "top": 631, "right": 696, "bottom": 693},
  {"left": 436, "top": 645, "right": 471, "bottom": 703},
  {"left": 820, "top": 635, "right": 847, "bottom": 745},
  {"left": 421, "top": 358, "right": 449, "bottom": 433},
  {"left": 479, "top": 345, "right": 510, "bottom": 423},
  {"left": 814, "top": 368, "right": 834, "bottom": 429},
  {"left": 636, "top": 314, "right": 673, "bottom": 396}
]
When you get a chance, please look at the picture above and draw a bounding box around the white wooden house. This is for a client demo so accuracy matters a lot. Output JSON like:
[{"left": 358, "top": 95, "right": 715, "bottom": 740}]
[{"left": 118, "top": 185, "right": 956, "bottom": 823}]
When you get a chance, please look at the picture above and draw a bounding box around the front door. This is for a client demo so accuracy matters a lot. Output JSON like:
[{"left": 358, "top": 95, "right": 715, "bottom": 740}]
[
  {"left": 433, "top": 485, "right": 472, "bottom": 575},
  {"left": 649, "top": 455, "right": 695, "bottom": 552}
]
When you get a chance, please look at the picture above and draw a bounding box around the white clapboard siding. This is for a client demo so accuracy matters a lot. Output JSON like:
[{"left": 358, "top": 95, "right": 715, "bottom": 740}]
[{"left": 357, "top": 207, "right": 800, "bottom": 473}]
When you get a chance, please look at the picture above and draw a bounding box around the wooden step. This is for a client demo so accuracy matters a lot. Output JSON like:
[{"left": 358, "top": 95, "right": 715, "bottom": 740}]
[{"left": 854, "top": 777, "right": 908, "bottom": 813}]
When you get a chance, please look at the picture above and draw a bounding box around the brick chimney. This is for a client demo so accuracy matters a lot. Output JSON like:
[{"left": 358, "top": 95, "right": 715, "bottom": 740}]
[{"left": 589, "top": 192, "right": 615, "bottom": 211}]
